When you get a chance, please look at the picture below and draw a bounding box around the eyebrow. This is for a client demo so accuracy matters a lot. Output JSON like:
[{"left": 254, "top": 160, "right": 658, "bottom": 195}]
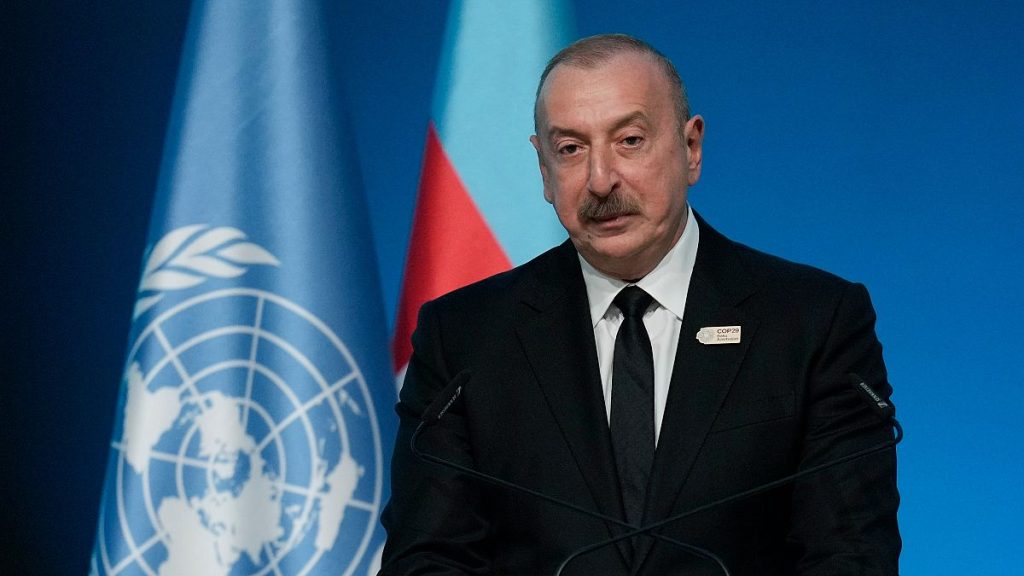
[
  {"left": 609, "top": 111, "right": 651, "bottom": 133},
  {"left": 545, "top": 110, "right": 652, "bottom": 143}
]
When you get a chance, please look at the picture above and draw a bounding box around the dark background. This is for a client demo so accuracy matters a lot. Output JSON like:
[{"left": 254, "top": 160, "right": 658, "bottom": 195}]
[{"left": 4, "top": 1, "right": 1023, "bottom": 574}]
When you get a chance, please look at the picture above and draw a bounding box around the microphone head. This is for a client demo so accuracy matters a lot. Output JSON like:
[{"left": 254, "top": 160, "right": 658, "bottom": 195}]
[
  {"left": 421, "top": 370, "right": 471, "bottom": 423},
  {"left": 847, "top": 372, "right": 895, "bottom": 421}
]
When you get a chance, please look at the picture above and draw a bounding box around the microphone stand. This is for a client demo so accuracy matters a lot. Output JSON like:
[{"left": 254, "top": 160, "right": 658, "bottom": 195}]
[
  {"left": 412, "top": 419, "right": 731, "bottom": 575},
  {"left": 555, "top": 419, "right": 903, "bottom": 575}
]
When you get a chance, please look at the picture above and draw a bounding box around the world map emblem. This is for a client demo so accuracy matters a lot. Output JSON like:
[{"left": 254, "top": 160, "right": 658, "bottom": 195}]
[{"left": 94, "top": 227, "right": 384, "bottom": 575}]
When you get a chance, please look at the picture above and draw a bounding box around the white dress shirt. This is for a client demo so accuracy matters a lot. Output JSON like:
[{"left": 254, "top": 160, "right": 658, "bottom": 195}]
[{"left": 578, "top": 206, "right": 699, "bottom": 446}]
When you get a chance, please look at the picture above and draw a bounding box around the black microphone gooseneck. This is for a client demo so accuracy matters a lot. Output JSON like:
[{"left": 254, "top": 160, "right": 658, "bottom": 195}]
[
  {"left": 411, "top": 370, "right": 731, "bottom": 576},
  {"left": 555, "top": 373, "right": 903, "bottom": 576}
]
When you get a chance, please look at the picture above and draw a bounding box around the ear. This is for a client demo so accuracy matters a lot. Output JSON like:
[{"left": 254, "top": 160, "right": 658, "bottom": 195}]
[
  {"left": 684, "top": 115, "right": 704, "bottom": 185},
  {"left": 530, "top": 135, "right": 554, "bottom": 204}
]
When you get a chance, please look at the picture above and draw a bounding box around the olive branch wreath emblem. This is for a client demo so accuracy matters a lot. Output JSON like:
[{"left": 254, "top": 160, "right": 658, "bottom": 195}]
[{"left": 133, "top": 225, "right": 280, "bottom": 319}]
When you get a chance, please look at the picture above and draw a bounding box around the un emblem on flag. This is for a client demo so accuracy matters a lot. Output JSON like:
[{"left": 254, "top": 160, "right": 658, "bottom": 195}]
[{"left": 94, "top": 287, "right": 384, "bottom": 575}]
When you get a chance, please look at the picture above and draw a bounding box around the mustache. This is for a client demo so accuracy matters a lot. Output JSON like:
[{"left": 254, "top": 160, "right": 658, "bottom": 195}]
[{"left": 578, "top": 192, "right": 642, "bottom": 221}]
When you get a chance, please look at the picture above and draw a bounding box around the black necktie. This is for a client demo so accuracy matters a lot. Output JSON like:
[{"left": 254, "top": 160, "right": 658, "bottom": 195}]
[{"left": 610, "top": 286, "right": 656, "bottom": 531}]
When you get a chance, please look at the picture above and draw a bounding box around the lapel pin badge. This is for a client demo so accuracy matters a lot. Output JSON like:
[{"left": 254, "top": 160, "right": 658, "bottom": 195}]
[{"left": 696, "top": 326, "right": 741, "bottom": 345}]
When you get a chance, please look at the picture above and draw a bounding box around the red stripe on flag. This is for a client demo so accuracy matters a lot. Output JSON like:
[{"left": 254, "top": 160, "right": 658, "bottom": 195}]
[{"left": 391, "top": 123, "right": 513, "bottom": 371}]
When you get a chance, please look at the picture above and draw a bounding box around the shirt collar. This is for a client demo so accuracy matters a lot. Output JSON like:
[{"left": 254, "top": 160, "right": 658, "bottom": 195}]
[{"left": 579, "top": 205, "right": 700, "bottom": 326}]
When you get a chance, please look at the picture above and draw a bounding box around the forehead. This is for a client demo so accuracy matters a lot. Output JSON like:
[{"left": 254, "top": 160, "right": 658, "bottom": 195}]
[{"left": 538, "top": 52, "right": 673, "bottom": 130}]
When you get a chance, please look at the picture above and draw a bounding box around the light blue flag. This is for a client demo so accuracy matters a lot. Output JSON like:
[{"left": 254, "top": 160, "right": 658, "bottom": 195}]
[
  {"left": 90, "top": 2, "right": 396, "bottom": 574},
  {"left": 432, "top": 0, "right": 575, "bottom": 266}
]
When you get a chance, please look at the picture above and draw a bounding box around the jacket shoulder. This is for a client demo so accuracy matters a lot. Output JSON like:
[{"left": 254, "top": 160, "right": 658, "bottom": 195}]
[
  {"left": 425, "top": 240, "right": 574, "bottom": 315},
  {"left": 694, "top": 215, "right": 870, "bottom": 321},
  {"left": 733, "top": 239, "right": 854, "bottom": 291}
]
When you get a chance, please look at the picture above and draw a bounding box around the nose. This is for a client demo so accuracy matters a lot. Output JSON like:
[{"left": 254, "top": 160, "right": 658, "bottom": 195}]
[{"left": 587, "top": 146, "right": 620, "bottom": 197}]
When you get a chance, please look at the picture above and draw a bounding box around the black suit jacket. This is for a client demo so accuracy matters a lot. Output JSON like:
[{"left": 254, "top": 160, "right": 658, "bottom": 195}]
[{"left": 381, "top": 215, "right": 900, "bottom": 575}]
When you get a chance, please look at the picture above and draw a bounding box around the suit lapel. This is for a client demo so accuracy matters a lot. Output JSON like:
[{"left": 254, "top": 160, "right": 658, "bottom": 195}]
[
  {"left": 637, "top": 216, "right": 761, "bottom": 567},
  {"left": 514, "top": 241, "right": 633, "bottom": 566},
  {"left": 513, "top": 221, "right": 764, "bottom": 570}
]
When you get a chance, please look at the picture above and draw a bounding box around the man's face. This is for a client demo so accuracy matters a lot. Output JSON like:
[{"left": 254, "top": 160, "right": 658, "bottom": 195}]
[{"left": 531, "top": 52, "right": 704, "bottom": 280}]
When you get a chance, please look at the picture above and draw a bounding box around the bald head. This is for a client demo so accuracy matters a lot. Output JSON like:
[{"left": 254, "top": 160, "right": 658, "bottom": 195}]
[{"left": 534, "top": 34, "right": 690, "bottom": 134}]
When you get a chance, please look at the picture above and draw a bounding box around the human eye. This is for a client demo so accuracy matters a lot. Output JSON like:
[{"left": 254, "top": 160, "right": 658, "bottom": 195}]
[
  {"left": 556, "top": 142, "right": 582, "bottom": 156},
  {"left": 621, "top": 135, "right": 644, "bottom": 148}
]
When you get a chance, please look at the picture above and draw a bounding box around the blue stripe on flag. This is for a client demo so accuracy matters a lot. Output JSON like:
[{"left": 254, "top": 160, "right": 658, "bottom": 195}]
[{"left": 431, "top": 0, "right": 575, "bottom": 265}]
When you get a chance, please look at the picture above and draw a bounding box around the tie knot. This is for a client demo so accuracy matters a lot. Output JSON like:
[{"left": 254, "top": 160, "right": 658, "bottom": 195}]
[{"left": 613, "top": 286, "right": 653, "bottom": 319}]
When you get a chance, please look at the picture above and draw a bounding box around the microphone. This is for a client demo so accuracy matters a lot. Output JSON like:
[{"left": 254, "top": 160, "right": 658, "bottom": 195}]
[
  {"left": 555, "top": 373, "right": 903, "bottom": 575},
  {"left": 849, "top": 372, "right": 896, "bottom": 421},
  {"left": 411, "top": 371, "right": 732, "bottom": 576},
  {"left": 419, "top": 370, "right": 469, "bottom": 423}
]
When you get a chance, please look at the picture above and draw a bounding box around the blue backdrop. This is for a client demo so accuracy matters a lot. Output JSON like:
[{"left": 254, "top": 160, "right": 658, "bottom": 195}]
[{"left": 4, "top": 1, "right": 1022, "bottom": 573}]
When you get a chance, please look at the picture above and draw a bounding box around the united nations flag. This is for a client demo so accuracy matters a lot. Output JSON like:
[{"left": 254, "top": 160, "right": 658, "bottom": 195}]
[{"left": 90, "top": 2, "right": 397, "bottom": 574}]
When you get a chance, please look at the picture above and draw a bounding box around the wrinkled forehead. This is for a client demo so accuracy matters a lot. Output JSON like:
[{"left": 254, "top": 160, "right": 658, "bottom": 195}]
[{"left": 535, "top": 53, "right": 672, "bottom": 131}]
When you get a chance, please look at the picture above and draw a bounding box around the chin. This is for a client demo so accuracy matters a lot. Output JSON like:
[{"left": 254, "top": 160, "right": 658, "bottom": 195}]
[
  {"left": 582, "top": 243, "right": 652, "bottom": 278},
  {"left": 592, "top": 236, "right": 646, "bottom": 259}
]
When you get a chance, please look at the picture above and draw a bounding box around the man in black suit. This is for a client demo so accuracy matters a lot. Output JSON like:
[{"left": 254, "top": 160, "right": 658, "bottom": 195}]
[{"left": 380, "top": 34, "right": 900, "bottom": 575}]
